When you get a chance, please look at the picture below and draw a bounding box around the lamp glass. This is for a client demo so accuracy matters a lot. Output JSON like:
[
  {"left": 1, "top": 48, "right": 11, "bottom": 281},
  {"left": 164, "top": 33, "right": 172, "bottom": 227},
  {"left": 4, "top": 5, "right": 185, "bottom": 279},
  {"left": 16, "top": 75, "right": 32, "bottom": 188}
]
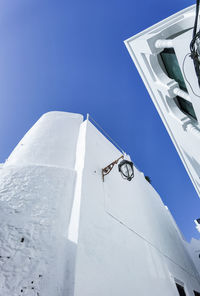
[{"left": 118, "top": 160, "right": 134, "bottom": 181}]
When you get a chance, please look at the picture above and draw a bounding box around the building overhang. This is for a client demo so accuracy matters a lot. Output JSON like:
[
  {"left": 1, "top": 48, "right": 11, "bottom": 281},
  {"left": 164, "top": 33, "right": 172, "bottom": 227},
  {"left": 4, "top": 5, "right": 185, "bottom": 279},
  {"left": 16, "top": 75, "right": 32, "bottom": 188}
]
[{"left": 125, "top": 5, "right": 200, "bottom": 198}]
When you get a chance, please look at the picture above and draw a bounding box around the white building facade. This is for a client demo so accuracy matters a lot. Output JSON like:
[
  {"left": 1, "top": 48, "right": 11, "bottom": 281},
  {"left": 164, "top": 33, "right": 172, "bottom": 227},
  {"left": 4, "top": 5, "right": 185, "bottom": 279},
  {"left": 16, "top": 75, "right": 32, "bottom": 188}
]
[
  {"left": 0, "top": 111, "right": 200, "bottom": 295},
  {"left": 125, "top": 5, "right": 200, "bottom": 199}
]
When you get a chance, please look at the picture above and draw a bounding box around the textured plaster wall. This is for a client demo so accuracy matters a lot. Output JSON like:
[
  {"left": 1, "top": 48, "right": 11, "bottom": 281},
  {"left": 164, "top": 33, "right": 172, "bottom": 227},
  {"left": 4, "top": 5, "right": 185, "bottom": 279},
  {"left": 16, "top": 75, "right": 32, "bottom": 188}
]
[
  {"left": 0, "top": 111, "right": 199, "bottom": 296},
  {"left": 74, "top": 121, "right": 200, "bottom": 296},
  {"left": 185, "top": 238, "right": 200, "bottom": 276},
  {"left": 0, "top": 112, "right": 83, "bottom": 296}
]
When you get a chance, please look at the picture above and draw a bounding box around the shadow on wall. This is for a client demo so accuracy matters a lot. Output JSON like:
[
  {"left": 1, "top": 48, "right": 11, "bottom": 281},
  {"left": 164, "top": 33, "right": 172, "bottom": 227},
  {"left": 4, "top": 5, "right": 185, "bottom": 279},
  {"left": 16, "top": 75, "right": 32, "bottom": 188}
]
[
  {"left": 183, "top": 149, "right": 200, "bottom": 181},
  {"left": 64, "top": 239, "right": 77, "bottom": 296}
]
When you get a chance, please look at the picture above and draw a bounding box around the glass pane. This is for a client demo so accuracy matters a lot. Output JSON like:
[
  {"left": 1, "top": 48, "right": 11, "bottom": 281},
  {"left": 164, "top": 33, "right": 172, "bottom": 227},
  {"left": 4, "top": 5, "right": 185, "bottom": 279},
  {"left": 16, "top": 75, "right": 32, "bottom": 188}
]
[
  {"left": 121, "top": 164, "right": 128, "bottom": 176},
  {"left": 127, "top": 164, "right": 133, "bottom": 176},
  {"left": 160, "top": 48, "right": 187, "bottom": 91},
  {"left": 176, "top": 96, "right": 197, "bottom": 120}
]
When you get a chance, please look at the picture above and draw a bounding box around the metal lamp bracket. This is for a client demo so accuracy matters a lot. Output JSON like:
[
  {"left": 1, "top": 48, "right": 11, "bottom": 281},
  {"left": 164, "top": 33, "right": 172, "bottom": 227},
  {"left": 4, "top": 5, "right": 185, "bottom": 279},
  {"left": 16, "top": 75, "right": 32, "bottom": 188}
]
[{"left": 102, "top": 155, "right": 124, "bottom": 182}]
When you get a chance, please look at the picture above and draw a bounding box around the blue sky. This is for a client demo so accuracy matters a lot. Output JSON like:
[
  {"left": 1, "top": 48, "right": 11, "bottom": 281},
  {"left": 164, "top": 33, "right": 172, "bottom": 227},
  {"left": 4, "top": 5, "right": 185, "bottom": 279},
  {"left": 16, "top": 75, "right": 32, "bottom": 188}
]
[{"left": 0, "top": 0, "right": 198, "bottom": 241}]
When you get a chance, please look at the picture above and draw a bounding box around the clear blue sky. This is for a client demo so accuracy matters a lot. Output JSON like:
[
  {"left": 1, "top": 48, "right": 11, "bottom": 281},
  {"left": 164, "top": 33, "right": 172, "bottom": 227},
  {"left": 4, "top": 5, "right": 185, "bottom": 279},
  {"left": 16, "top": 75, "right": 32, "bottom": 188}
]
[{"left": 0, "top": 0, "right": 198, "bottom": 241}]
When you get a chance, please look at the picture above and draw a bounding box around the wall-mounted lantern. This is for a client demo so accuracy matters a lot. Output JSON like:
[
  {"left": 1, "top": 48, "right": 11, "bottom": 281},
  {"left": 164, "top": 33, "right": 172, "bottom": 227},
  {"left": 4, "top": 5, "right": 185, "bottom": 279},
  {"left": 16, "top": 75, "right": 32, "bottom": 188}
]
[
  {"left": 118, "top": 160, "right": 134, "bottom": 181},
  {"left": 102, "top": 155, "right": 134, "bottom": 182}
]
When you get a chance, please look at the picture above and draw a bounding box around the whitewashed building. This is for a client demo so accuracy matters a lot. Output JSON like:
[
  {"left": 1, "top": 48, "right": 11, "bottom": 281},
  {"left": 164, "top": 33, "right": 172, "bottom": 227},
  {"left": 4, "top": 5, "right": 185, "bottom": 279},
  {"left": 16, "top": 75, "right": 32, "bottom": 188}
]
[
  {"left": 125, "top": 5, "right": 200, "bottom": 201},
  {"left": 0, "top": 111, "right": 200, "bottom": 296}
]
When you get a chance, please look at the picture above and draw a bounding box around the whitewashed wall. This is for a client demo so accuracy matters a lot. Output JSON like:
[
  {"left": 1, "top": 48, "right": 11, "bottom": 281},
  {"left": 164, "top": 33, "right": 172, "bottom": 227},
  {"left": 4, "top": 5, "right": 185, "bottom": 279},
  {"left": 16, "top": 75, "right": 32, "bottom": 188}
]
[
  {"left": 185, "top": 238, "right": 200, "bottom": 277},
  {"left": 0, "top": 111, "right": 83, "bottom": 296},
  {"left": 125, "top": 5, "right": 200, "bottom": 198},
  {"left": 74, "top": 121, "right": 200, "bottom": 296},
  {"left": 1, "top": 111, "right": 199, "bottom": 296}
]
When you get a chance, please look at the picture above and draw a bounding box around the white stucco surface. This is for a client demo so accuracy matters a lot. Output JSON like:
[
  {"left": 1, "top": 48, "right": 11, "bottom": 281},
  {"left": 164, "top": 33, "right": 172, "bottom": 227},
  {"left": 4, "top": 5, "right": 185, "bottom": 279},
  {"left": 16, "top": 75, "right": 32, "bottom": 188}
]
[
  {"left": 5, "top": 111, "right": 83, "bottom": 169},
  {"left": 185, "top": 238, "right": 200, "bottom": 278},
  {"left": 0, "top": 111, "right": 199, "bottom": 295},
  {"left": 68, "top": 120, "right": 87, "bottom": 243},
  {"left": 0, "top": 112, "right": 83, "bottom": 295},
  {"left": 124, "top": 5, "right": 200, "bottom": 198},
  {"left": 74, "top": 121, "right": 200, "bottom": 296}
]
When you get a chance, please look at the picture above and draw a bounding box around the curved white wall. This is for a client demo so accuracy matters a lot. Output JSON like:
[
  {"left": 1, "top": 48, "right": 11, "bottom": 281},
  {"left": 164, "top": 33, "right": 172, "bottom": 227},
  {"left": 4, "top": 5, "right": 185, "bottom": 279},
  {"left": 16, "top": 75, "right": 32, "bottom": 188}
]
[
  {"left": 5, "top": 111, "right": 83, "bottom": 168},
  {"left": 0, "top": 111, "right": 83, "bottom": 296}
]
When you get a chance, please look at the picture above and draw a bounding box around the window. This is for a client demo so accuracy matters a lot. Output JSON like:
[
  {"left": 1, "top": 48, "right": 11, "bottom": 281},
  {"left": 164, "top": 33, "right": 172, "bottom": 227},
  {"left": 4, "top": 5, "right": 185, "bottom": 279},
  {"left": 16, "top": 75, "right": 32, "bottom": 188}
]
[
  {"left": 194, "top": 291, "right": 200, "bottom": 296},
  {"left": 160, "top": 48, "right": 187, "bottom": 91},
  {"left": 160, "top": 48, "right": 197, "bottom": 120},
  {"left": 174, "top": 96, "right": 197, "bottom": 120},
  {"left": 176, "top": 283, "right": 187, "bottom": 296}
]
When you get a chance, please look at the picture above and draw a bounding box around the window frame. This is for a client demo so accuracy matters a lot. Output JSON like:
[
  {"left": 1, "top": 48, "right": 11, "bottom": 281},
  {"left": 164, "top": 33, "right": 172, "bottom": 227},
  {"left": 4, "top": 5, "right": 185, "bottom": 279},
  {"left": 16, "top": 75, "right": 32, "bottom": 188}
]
[{"left": 160, "top": 47, "right": 197, "bottom": 121}]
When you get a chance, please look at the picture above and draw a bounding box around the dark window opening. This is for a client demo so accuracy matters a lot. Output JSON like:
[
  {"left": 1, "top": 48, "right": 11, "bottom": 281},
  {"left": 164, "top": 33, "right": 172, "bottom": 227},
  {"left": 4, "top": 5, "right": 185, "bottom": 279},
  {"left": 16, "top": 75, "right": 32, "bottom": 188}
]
[
  {"left": 160, "top": 48, "right": 197, "bottom": 120},
  {"left": 194, "top": 291, "right": 200, "bottom": 296},
  {"left": 174, "top": 96, "right": 197, "bottom": 120},
  {"left": 176, "top": 283, "right": 186, "bottom": 296},
  {"left": 160, "top": 48, "right": 187, "bottom": 91}
]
